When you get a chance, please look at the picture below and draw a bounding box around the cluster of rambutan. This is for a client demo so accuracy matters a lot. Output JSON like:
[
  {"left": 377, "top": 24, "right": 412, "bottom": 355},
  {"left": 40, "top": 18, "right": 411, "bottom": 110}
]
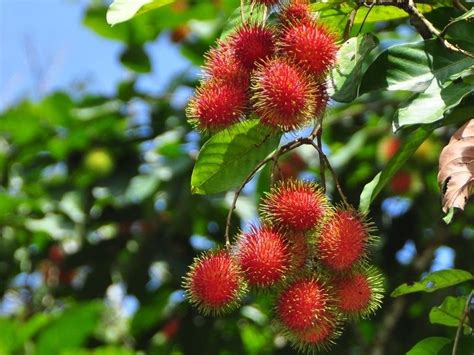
[
  {"left": 183, "top": 178, "right": 384, "bottom": 352},
  {"left": 186, "top": 0, "right": 337, "bottom": 132}
]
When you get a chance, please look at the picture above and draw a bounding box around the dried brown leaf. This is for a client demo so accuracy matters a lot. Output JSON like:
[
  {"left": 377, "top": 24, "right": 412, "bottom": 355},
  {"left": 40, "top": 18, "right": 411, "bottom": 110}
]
[{"left": 438, "top": 119, "right": 474, "bottom": 213}]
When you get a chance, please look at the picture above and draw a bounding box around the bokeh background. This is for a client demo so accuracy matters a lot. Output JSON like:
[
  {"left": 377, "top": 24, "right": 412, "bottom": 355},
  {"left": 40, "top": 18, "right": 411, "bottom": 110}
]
[{"left": 0, "top": 1, "right": 473, "bottom": 354}]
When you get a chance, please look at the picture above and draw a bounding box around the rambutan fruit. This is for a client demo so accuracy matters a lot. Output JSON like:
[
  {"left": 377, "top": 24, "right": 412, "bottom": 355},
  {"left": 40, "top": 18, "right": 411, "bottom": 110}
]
[
  {"left": 276, "top": 278, "right": 330, "bottom": 332},
  {"left": 234, "top": 225, "right": 289, "bottom": 288},
  {"left": 317, "top": 208, "right": 373, "bottom": 272},
  {"left": 228, "top": 24, "right": 276, "bottom": 70},
  {"left": 332, "top": 266, "right": 384, "bottom": 319},
  {"left": 279, "top": 0, "right": 313, "bottom": 27},
  {"left": 314, "top": 82, "right": 329, "bottom": 118},
  {"left": 288, "top": 313, "right": 343, "bottom": 353},
  {"left": 279, "top": 21, "right": 337, "bottom": 77},
  {"left": 286, "top": 232, "right": 308, "bottom": 272},
  {"left": 186, "top": 80, "right": 248, "bottom": 132},
  {"left": 203, "top": 43, "right": 250, "bottom": 87},
  {"left": 251, "top": 57, "right": 317, "bottom": 131},
  {"left": 260, "top": 178, "right": 329, "bottom": 231},
  {"left": 183, "top": 249, "right": 247, "bottom": 315}
]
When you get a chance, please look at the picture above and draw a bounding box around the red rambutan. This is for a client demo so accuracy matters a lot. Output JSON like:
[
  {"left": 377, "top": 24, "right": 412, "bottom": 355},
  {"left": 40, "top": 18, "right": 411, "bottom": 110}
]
[
  {"left": 229, "top": 24, "right": 276, "bottom": 70},
  {"left": 251, "top": 57, "right": 317, "bottom": 130},
  {"left": 317, "top": 208, "right": 372, "bottom": 271},
  {"left": 314, "top": 81, "right": 329, "bottom": 118},
  {"left": 186, "top": 80, "right": 248, "bottom": 132},
  {"left": 279, "top": 0, "right": 313, "bottom": 27},
  {"left": 260, "top": 179, "right": 329, "bottom": 231},
  {"left": 332, "top": 266, "right": 384, "bottom": 319},
  {"left": 279, "top": 21, "right": 337, "bottom": 77},
  {"left": 276, "top": 278, "right": 330, "bottom": 331},
  {"left": 288, "top": 313, "right": 342, "bottom": 352},
  {"left": 286, "top": 232, "right": 308, "bottom": 272},
  {"left": 203, "top": 43, "right": 250, "bottom": 86},
  {"left": 235, "top": 225, "right": 289, "bottom": 288},
  {"left": 183, "top": 249, "right": 247, "bottom": 315}
]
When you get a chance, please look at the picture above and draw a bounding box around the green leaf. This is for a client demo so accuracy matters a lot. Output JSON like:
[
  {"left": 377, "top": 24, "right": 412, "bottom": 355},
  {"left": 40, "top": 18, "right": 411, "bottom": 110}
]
[
  {"left": 35, "top": 302, "right": 103, "bottom": 355},
  {"left": 429, "top": 296, "right": 470, "bottom": 330},
  {"left": 106, "top": 0, "right": 175, "bottom": 26},
  {"left": 444, "top": 7, "right": 474, "bottom": 27},
  {"left": 120, "top": 45, "right": 152, "bottom": 73},
  {"left": 391, "top": 269, "right": 473, "bottom": 297},
  {"left": 394, "top": 80, "right": 473, "bottom": 129},
  {"left": 359, "top": 124, "right": 434, "bottom": 212},
  {"left": 358, "top": 101, "right": 472, "bottom": 212},
  {"left": 360, "top": 39, "right": 474, "bottom": 94},
  {"left": 220, "top": 4, "right": 266, "bottom": 40},
  {"left": 406, "top": 337, "right": 452, "bottom": 355},
  {"left": 330, "top": 33, "right": 379, "bottom": 103},
  {"left": 191, "top": 120, "right": 280, "bottom": 195}
]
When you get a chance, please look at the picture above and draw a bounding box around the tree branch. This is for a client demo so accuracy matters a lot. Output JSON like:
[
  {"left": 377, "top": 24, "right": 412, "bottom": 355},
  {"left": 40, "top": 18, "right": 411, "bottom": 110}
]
[
  {"left": 358, "top": 0, "right": 474, "bottom": 58},
  {"left": 223, "top": 122, "right": 353, "bottom": 245},
  {"left": 452, "top": 289, "right": 474, "bottom": 355}
]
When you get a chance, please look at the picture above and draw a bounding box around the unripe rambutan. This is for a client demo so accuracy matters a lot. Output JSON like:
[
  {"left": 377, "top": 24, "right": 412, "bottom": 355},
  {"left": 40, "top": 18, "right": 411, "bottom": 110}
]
[
  {"left": 279, "top": 21, "right": 337, "bottom": 77},
  {"left": 276, "top": 278, "right": 330, "bottom": 331},
  {"left": 317, "top": 208, "right": 373, "bottom": 271},
  {"left": 260, "top": 179, "right": 329, "bottom": 231},
  {"left": 183, "top": 249, "right": 247, "bottom": 315},
  {"left": 251, "top": 57, "right": 317, "bottom": 130},
  {"left": 186, "top": 80, "right": 248, "bottom": 132},
  {"left": 229, "top": 24, "right": 276, "bottom": 70},
  {"left": 279, "top": 0, "right": 313, "bottom": 27},
  {"left": 332, "top": 266, "right": 384, "bottom": 319},
  {"left": 235, "top": 226, "right": 289, "bottom": 288},
  {"left": 203, "top": 43, "right": 250, "bottom": 86}
]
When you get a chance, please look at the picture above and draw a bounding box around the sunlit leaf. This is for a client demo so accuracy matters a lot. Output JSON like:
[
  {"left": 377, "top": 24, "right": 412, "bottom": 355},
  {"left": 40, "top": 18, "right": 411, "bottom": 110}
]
[
  {"left": 406, "top": 337, "right": 451, "bottom": 355},
  {"left": 391, "top": 269, "right": 473, "bottom": 297},
  {"left": 191, "top": 120, "right": 280, "bottom": 195},
  {"left": 106, "top": 0, "right": 175, "bottom": 26}
]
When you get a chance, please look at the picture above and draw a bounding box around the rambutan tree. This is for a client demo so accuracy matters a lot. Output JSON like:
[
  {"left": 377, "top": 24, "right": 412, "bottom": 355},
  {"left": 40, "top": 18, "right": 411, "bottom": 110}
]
[{"left": 0, "top": 0, "right": 472, "bottom": 354}]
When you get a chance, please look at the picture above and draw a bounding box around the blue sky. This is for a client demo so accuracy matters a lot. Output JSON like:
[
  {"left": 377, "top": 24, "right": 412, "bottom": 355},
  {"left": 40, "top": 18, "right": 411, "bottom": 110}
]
[{"left": 0, "top": 0, "right": 190, "bottom": 110}]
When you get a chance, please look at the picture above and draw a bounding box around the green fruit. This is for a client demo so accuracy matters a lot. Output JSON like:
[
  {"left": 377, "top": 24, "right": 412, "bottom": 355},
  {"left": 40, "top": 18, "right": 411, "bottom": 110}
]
[{"left": 84, "top": 148, "right": 114, "bottom": 176}]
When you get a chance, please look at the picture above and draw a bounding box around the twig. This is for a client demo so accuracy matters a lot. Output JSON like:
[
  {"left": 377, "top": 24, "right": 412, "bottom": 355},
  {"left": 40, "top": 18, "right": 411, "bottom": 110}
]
[
  {"left": 357, "top": 2, "right": 375, "bottom": 36},
  {"left": 359, "top": 0, "right": 474, "bottom": 58},
  {"left": 452, "top": 289, "right": 474, "bottom": 355},
  {"left": 453, "top": 0, "right": 468, "bottom": 12},
  {"left": 307, "top": 140, "right": 350, "bottom": 207},
  {"left": 223, "top": 124, "right": 324, "bottom": 245},
  {"left": 343, "top": 7, "right": 359, "bottom": 41},
  {"left": 317, "top": 129, "right": 327, "bottom": 193}
]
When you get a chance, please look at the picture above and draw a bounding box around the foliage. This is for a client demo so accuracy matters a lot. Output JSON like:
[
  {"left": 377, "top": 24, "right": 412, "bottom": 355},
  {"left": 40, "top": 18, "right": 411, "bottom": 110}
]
[{"left": 0, "top": 0, "right": 473, "bottom": 354}]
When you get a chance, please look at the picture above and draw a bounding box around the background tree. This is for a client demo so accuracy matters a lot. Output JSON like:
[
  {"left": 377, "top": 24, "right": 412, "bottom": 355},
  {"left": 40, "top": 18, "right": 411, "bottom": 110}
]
[{"left": 0, "top": 0, "right": 472, "bottom": 354}]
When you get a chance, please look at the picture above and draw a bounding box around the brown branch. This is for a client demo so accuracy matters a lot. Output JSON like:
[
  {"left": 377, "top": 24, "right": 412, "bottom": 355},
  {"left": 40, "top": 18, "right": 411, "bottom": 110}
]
[
  {"left": 224, "top": 124, "right": 326, "bottom": 245},
  {"left": 307, "top": 140, "right": 350, "bottom": 207},
  {"left": 359, "top": 0, "right": 474, "bottom": 58},
  {"left": 453, "top": 0, "right": 468, "bottom": 12},
  {"left": 343, "top": 7, "right": 359, "bottom": 41},
  {"left": 452, "top": 289, "right": 474, "bottom": 355},
  {"left": 317, "top": 129, "right": 327, "bottom": 193}
]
